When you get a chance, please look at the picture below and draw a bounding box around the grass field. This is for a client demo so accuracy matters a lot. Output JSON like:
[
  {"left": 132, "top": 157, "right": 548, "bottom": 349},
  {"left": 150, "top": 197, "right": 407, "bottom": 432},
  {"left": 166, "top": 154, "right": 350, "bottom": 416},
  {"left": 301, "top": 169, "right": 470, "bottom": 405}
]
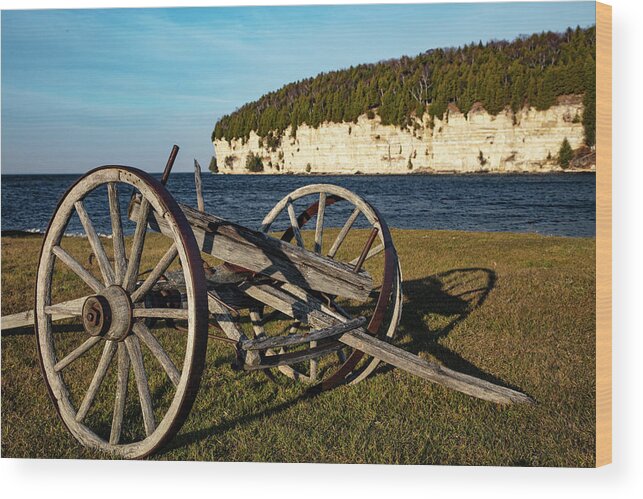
[{"left": 1, "top": 228, "right": 595, "bottom": 465}]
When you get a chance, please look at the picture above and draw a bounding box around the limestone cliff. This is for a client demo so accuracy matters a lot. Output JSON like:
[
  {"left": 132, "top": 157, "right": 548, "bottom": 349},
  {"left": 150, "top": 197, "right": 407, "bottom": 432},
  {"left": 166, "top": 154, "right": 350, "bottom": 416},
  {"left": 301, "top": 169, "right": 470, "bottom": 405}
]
[{"left": 213, "top": 96, "right": 591, "bottom": 174}]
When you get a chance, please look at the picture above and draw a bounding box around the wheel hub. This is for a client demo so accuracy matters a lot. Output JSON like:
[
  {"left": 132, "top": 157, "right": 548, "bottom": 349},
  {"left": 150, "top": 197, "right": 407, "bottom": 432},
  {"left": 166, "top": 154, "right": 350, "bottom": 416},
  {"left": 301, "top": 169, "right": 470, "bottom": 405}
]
[{"left": 82, "top": 285, "right": 132, "bottom": 341}]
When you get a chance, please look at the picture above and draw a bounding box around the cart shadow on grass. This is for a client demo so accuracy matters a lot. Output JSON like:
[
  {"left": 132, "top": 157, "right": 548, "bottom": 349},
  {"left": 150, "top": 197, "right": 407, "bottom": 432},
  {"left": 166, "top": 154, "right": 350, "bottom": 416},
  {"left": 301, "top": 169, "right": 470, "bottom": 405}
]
[{"left": 163, "top": 266, "right": 503, "bottom": 456}]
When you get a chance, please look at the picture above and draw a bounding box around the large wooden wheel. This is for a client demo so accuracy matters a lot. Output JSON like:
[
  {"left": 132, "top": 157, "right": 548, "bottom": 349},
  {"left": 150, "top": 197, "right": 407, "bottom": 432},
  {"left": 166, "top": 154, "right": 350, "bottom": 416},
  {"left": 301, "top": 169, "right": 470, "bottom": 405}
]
[
  {"left": 258, "top": 184, "right": 403, "bottom": 389},
  {"left": 35, "top": 166, "right": 208, "bottom": 459}
]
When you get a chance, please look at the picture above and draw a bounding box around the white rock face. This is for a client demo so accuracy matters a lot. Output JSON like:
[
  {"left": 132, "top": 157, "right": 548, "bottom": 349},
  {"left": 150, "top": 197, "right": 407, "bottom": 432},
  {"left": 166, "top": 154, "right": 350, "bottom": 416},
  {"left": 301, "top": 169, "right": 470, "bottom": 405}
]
[{"left": 213, "top": 100, "right": 589, "bottom": 174}]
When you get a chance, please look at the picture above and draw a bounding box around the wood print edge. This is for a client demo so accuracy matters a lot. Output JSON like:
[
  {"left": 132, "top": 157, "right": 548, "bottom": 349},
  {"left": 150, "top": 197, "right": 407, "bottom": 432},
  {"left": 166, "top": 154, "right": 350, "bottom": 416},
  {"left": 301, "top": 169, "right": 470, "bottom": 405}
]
[{"left": 596, "top": 0, "right": 612, "bottom": 468}]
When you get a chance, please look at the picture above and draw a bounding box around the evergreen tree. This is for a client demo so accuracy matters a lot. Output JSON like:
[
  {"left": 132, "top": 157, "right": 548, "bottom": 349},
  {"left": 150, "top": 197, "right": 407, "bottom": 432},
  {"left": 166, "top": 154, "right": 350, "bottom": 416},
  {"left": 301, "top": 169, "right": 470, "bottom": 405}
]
[
  {"left": 208, "top": 156, "right": 218, "bottom": 173},
  {"left": 559, "top": 138, "right": 573, "bottom": 168},
  {"left": 212, "top": 26, "right": 596, "bottom": 147}
]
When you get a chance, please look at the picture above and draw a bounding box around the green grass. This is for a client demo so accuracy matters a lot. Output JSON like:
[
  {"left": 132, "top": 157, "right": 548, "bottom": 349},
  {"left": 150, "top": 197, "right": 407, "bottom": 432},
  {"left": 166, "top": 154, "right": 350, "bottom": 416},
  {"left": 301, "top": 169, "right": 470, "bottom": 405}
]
[{"left": 1, "top": 229, "right": 595, "bottom": 465}]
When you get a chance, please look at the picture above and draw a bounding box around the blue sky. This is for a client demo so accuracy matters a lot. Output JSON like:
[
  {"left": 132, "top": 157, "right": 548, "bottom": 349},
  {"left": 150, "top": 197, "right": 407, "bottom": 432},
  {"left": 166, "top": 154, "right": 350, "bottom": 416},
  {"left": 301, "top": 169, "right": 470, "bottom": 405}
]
[{"left": 1, "top": 2, "right": 595, "bottom": 174}]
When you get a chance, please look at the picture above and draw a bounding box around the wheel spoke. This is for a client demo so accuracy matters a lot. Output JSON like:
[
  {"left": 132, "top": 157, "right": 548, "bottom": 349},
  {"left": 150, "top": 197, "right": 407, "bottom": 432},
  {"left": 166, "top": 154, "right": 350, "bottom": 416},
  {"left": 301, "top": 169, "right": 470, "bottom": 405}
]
[
  {"left": 54, "top": 336, "right": 102, "bottom": 372},
  {"left": 125, "top": 335, "right": 156, "bottom": 436},
  {"left": 110, "top": 342, "right": 130, "bottom": 444},
  {"left": 76, "top": 340, "right": 117, "bottom": 422},
  {"left": 108, "top": 183, "right": 127, "bottom": 284},
  {"left": 133, "top": 322, "right": 180, "bottom": 387},
  {"left": 130, "top": 244, "right": 178, "bottom": 303},
  {"left": 309, "top": 341, "right": 318, "bottom": 381},
  {"left": 75, "top": 200, "right": 116, "bottom": 286},
  {"left": 124, "top": 197, "right": 151, "bottom": 291},
  {"left": 314, "top": 192, "right": 326, "bottom": 254},
  {"left": 132, "top": 308, "right": 189, "bottom": 320},
  {"left": 53, "top": 245, "right": 104, "bottom": 293},
  {"left": 328, "top": 207, "right": 360, "bottom": 258},
  {"left": 286, "top": 199, "right": 305, "bottom": 248},
  {"left": 249, "top": 309, "right": 267, "bottom": 339},
  {"left": 349, "top": 243, "right": 385, "bottom": 265}
]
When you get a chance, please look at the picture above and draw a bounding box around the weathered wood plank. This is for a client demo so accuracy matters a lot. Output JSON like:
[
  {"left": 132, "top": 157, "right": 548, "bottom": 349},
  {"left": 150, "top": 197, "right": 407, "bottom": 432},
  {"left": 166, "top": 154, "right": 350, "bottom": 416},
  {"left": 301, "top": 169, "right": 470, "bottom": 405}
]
[
  {"left": 1, "top": 309, "right": 37, "bottom": 330},
  {"left": 286, "top": 199, "right": 305, "bottom": 248},
  {"left": 2, "top": 296, "right": 88, "bottom": 330},
  {"left": 339, "top": 330, "right": 535, "bottom": 405},
  {"left": 240, "top": 282, "right": 534, "bottom": 405},
  {"left": 243, "top": 342, "right": 344, "bottom": 371},
  {"left": 194, "top": 159, "right": 205, "bottom": 212},
  {"left": 242, "top": 317, "right": 366, "bottom": 351},
  {"left": 314, "top": 192, "right": 326, "bottom": 254},
  {"left": 130, "top": 200, "right": 372, "bottom": 301},
  {"left": 132, "top": 308, "right": 188, "bottom": 320}
]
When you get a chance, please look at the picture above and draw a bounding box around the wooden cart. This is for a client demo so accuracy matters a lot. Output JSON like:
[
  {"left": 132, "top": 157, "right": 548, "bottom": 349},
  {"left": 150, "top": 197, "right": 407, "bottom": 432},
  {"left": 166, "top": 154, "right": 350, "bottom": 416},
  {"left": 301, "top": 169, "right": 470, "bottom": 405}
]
[{"left": 1, "top": 146, "right": 533, "bottom": 459}]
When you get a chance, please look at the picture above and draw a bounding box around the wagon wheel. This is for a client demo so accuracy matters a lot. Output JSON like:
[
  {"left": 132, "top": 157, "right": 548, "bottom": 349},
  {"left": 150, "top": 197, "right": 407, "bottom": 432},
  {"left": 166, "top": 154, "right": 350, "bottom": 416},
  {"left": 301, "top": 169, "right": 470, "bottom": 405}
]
[
  {"left": 258, "top": 184, "right": 402, "bottom": 388},
  {"left": 35, "top": 166, "right": 208, "bottom": 459}
]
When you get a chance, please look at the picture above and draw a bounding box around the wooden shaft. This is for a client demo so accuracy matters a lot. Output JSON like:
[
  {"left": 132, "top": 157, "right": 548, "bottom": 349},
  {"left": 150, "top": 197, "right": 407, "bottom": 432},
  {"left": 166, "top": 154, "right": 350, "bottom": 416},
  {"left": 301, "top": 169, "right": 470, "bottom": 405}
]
[
  {"left": 160, "top": 145, "right": 179, "bottom": 186},
  {"left": 194, "top": 159, "right": 205, "bottom": 212},
  {"left": 2, "top": 296, "right": 88, "bottom": 330},
  {"left": 339, "top": 329, "right": 535, "bottom": 405},
  {"left": 353, "top": 227, "right": 379, "bottom": 273},
  {"left": 240, "top": 281, "right": 534, "bottom": 405}
]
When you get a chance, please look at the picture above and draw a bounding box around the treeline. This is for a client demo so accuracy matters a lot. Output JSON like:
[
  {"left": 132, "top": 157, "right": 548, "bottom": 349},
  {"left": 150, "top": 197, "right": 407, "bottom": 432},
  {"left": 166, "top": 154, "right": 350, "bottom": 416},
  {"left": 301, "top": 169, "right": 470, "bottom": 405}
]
[{"left": 213, "top": 26, "right": 596, "bottom": 146}]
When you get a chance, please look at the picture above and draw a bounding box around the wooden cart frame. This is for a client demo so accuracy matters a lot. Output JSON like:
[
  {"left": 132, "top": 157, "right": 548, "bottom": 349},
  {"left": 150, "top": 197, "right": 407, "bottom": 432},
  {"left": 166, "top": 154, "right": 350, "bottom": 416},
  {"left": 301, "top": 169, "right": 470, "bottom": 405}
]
[{"left": 2, "top": 146, "right": 533, "bottom": 459}]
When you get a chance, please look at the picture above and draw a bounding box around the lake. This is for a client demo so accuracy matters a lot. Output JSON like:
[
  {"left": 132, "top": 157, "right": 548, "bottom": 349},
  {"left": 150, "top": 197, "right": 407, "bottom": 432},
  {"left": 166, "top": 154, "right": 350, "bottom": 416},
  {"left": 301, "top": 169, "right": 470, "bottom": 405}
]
[{"left": 0, "top": 172, "right": 596, "bottom": 237}]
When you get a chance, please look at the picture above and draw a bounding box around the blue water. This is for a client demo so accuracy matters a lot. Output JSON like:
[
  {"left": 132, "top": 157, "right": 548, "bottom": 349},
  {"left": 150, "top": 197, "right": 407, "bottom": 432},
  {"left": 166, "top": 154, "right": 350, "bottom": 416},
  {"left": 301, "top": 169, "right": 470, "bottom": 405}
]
[{"left": 0, "top": 172, "right": 596, "bottom": 237}]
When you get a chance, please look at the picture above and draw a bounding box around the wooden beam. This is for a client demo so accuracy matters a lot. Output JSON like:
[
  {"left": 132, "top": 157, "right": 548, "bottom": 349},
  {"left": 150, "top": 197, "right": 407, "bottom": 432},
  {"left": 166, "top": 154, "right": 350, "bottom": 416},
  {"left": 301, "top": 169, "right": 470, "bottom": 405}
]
[
  {"left": 243, "top": 342, "right": 344, "bottom": 371},
  {"left": 194, "top": 159, "right": 205, "bottom": 212},
  {"left": 339, "top": 329, "right": 535, "bottom": 405},
  {"left": 1, "top": 296, "right": 88, "bottom": 331},
  {"left": 240, "top": 282, "right": 534, "bottom": 405},
  {"left": 130, "top": 200, "right": 372, "bottom": 301},
  {"left": 242, "top": 317, "right": 366, "bottom": 351}
]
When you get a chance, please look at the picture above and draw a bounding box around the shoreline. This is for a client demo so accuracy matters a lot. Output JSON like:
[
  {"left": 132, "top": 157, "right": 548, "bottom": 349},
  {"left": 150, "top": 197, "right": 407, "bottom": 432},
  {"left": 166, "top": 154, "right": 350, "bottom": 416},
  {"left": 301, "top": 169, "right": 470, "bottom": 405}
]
[
  {"left": 1, "top": 169, "right": 596, "bottom": 177},
  {"left": 0, "top": 226, "right": 597, "bottom": 241},
  {"left": 213, "top": 168, "right": 596, "bottom": 176}
]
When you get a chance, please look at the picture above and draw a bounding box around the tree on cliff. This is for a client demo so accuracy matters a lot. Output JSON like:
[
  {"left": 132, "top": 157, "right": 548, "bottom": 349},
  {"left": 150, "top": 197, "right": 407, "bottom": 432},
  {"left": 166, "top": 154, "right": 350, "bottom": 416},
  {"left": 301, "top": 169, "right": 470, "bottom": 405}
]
[
  {"left": 558, "top": 138, "right": 574, "bottom": 168},
  {"left": 245, "top": 153, "right": 264, "bottom": 172},
  {"left": 208, "top": 156, "right": 218, "bottom": 173},
  {"left": 212, "top": 26, "right": 596, "bottom": 148}
]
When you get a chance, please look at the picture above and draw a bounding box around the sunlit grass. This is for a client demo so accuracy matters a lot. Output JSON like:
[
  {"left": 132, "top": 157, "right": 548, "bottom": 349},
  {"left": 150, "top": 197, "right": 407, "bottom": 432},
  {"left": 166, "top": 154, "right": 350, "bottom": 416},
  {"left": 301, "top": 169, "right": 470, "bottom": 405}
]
[{"left": 1, "top": 229, "right": 595, "bottom": 465}]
